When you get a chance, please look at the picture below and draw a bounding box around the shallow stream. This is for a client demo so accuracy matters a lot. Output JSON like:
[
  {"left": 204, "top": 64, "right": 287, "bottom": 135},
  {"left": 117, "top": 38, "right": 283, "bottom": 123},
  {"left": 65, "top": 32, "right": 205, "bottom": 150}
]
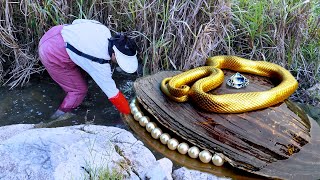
[{"left": 0, "top": 68, "right": 138, "bottom": 129}]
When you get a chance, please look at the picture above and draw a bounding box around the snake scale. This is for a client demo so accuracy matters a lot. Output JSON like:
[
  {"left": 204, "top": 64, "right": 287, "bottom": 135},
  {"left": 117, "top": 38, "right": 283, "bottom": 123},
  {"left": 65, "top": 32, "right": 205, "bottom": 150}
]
[{"left": 160, "top": 55, "right": 298, "bottom": 113}]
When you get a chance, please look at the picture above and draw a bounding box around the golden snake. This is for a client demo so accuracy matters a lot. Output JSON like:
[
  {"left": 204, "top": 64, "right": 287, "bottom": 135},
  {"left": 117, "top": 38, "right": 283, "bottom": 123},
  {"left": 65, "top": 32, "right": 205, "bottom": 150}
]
[{"left": 160, "top": 55, "right": 298, "bottom": 113}]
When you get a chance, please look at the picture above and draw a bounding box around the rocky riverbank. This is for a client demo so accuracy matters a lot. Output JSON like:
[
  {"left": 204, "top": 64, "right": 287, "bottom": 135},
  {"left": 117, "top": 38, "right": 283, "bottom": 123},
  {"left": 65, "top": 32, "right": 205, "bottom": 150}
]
[{"left": 0, "top": 124, "right": 229, "bottom": 180}]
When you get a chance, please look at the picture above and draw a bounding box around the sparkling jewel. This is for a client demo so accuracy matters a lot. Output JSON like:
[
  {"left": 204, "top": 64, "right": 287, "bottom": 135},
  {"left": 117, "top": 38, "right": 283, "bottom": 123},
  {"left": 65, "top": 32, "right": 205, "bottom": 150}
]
[
  {"left": 226, "top": 72, "right": 249, "bottom": 89},
  {"left": 146, "top": 122, "right": 157, "bottom": 132},
  {"left": 188, "top": 146, "right": 200, "bottom": 159},
  {"left": 177, "top": 142, "right": 189, "bottom": 155},
  {"left": 133, "top": 112, "right": 143, "bottom": 121},
  {"left": 167, "top": 138, "right": 179, "bottom": 150},
  {"left": 151, "top": 127, "right": 162, "bottom": 139},
  {"left": 160, "top": 133, "right": 171, "bottom": 144},
  {"left": 139, "top": 116, "right": 150, "bottom": 127},
  {"left": 131, "top": 107, "right": 140, "bottom": 114},
  {"left": 199, "top": 150, "right": 212, "bottom": 163},
  {"left": 212, "top": 154, "right": 224, "bottom": 166}
]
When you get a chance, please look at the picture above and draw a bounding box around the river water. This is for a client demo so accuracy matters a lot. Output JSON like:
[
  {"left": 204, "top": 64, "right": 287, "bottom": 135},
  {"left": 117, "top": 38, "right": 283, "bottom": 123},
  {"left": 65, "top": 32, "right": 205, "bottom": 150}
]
[{"left": 0, "top": 67, "right": 138, "bottom": 129}]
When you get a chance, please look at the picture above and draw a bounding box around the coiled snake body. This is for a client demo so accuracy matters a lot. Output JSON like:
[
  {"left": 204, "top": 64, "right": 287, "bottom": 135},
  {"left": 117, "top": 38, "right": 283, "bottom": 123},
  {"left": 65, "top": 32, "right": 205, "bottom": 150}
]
[{"left": 160, "top": 55, "right": 298, "bottom": 113}]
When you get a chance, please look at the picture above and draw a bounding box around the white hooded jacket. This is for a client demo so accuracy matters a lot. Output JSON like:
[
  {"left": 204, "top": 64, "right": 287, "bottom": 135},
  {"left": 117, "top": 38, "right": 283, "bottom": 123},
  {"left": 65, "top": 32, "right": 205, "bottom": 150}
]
[{"left": 61, "top": 19, "right": 119, "bottom": 99}]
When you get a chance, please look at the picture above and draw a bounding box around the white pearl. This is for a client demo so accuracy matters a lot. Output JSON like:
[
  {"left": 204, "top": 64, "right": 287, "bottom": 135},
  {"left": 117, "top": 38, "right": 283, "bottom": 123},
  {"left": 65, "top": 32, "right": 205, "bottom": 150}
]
[
  {"left": 160, "top": 133, "right": 171, "bottom": 144},
  {"left": 139, "top": 116, "right": 150, "bottom": 127},
  {"left": 130, "top": 102, "right": 136, "bottom": 109},
  {"left": 199, "top": 150, "right": 212, "bottom": 163},
  {"left": 131, "top": 107, "right": 140, "bottom": 114},
  {"left": 188, "top": 146, "right": 200, "bottom": 159},
  {"left": 133, "top": 112, "right": 143, "bottom": 121},
  {"left": 212, "top": 154, "right": 224, "bottom": 166},
  {"left": 177, "top": 143, "right": 189, "bottom": 155},
  {"left": 167, "top": 138, "right": 179, "bottom": 150},
  {"left": 131, "top": 98, "right": 136, "bottom": 104},
  {"left": 146, "top": 122, "right": 157, "bottom": 132},
  {"left": 151, "top": 128, "right": 162, "bottom": 139}
]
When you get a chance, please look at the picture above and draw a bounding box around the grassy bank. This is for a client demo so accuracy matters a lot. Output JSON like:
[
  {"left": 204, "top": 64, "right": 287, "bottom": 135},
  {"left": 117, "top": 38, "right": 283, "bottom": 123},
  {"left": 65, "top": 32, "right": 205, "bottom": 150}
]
[{"left": 0, "top": 0, "right": 319, "bottom": 105}]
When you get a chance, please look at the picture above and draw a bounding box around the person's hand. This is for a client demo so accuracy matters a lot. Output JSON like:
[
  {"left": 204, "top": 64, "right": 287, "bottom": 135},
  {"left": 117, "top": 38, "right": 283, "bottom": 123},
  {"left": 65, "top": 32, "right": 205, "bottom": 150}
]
[{"left": 109, "top": 91, "right": 130, "bottom": 114}]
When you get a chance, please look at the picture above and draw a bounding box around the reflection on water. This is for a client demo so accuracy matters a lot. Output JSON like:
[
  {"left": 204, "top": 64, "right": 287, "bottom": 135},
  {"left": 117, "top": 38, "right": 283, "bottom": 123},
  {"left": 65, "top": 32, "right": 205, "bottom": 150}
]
[{"left": 0, "top": 69, "right": 138, "bottom": 128}]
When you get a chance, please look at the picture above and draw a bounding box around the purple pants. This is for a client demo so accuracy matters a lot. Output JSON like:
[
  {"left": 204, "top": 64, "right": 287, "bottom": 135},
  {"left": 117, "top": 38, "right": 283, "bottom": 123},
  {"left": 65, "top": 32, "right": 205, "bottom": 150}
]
[{"left": 38, "top": 25, "right": 88, "bottom": 112}]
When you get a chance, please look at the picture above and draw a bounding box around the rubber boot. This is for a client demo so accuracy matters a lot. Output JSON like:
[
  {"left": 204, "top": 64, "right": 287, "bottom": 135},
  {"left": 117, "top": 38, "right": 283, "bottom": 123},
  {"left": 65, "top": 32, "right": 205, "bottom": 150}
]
[{"left": 50, "top": 109, "right": 66, "bottom": 120}]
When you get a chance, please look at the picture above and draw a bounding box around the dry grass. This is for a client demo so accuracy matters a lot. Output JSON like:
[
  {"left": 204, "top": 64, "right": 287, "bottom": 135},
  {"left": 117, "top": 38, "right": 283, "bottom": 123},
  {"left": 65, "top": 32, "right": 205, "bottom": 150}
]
[{"left": 0, "top": 0, "right": 319, "bottom": 105}]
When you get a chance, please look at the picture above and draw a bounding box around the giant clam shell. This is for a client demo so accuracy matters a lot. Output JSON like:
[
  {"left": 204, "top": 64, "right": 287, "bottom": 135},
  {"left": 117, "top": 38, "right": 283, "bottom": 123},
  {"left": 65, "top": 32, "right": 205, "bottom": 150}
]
[{"left": 129, "top": 71, "right": 320, "bottom": 179}]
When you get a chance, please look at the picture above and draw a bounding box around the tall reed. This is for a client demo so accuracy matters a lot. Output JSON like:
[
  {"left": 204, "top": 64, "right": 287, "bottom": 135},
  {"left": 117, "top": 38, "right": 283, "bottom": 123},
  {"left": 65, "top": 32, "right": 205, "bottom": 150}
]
[{"left": 0, "top": 0, "right": 319, "bottom": 105}]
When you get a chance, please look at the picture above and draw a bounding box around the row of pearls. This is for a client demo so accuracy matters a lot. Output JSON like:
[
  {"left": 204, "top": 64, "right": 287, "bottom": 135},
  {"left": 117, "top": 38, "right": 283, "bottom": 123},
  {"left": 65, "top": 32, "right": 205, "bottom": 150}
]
[{"left": 129, "top": 99, "right": 225, "bottom": 166}]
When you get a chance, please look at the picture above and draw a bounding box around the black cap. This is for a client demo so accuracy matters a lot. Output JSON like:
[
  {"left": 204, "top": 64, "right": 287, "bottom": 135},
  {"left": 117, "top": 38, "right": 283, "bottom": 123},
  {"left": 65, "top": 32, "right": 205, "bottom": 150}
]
[{"left": 108, "top": 33, "right": 137, "bottom": 57}]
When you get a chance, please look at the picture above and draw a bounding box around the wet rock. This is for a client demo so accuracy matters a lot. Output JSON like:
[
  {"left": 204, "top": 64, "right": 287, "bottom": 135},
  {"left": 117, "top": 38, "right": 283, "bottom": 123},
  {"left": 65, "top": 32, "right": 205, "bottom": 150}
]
[
  {"left": 144, "top": 158, "right": 173, "bottom": 180},
  {"left": 0, "top": 125, "right": 155, "bottom": 179},
  {"left": 172, "top": 167, "right": 230, "bottom": 180}
]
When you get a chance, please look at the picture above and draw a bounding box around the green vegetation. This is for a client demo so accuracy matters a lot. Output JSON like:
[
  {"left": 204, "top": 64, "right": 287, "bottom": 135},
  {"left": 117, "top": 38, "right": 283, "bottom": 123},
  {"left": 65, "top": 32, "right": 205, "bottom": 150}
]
[
  {"left": 0, "top": 0, "right": 319, "bottom": 105},
  {"left": 98, "top": 169, "right": 124, "bottom": 180},
  {"left": 81, "top": 132, "right": 128, "bottom": 180},
  {"left": 83, "top": 166, "right": 124, "bottom": 180}
]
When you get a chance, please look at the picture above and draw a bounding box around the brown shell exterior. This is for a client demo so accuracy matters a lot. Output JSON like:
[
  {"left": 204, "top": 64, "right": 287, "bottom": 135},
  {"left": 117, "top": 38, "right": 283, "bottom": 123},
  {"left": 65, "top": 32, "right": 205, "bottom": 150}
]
[{"left": 132, "top": 71, "right": 320, "bottom": 179}]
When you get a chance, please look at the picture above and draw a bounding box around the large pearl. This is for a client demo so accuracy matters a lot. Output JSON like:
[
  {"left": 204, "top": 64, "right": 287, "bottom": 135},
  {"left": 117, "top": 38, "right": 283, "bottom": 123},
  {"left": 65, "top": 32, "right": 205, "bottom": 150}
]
[
  {"left": 130, "top": 102, "right": 136, "bottom": 109},
  {"left": 177, "top": 143, "right": 189, "bottom": 155},
  {"left": 131, "top": 98, "right": 136, "bottom": 104},
  {"left": 160, "top": 133, "right": 171, "bottom": 144},
  {"left": 146, "top": 122, "right": 157, "bottom": 132},
  {"left": 131, "top": 107, "right": 140, "bottom": 114},
  {"left": 199, "top": 150, "right": 212, "bottom": 163},
  {"left": 151, "top": 127, "right": 162, "bottom": 139},
  {"left": 212, "top": 154, "right": 224, "bottom": 166},
  {"left": 139, "top": 116, "right": 150, "bottom": 127},
  {"left": 188, "top": 146, "right": 200, "bottom": 159},
  {"left": 133, "top": 112, "right": 143, "bottom": 121},
  {"left": 167, "top": 138, "right": 179, "bottom": 150}
]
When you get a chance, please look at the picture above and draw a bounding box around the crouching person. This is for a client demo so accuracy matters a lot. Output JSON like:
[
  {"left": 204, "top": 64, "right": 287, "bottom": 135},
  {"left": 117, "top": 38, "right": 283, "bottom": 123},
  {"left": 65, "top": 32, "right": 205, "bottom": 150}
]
[{"left": 38, "top": 19, "right": 138, "bottom": 120}]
